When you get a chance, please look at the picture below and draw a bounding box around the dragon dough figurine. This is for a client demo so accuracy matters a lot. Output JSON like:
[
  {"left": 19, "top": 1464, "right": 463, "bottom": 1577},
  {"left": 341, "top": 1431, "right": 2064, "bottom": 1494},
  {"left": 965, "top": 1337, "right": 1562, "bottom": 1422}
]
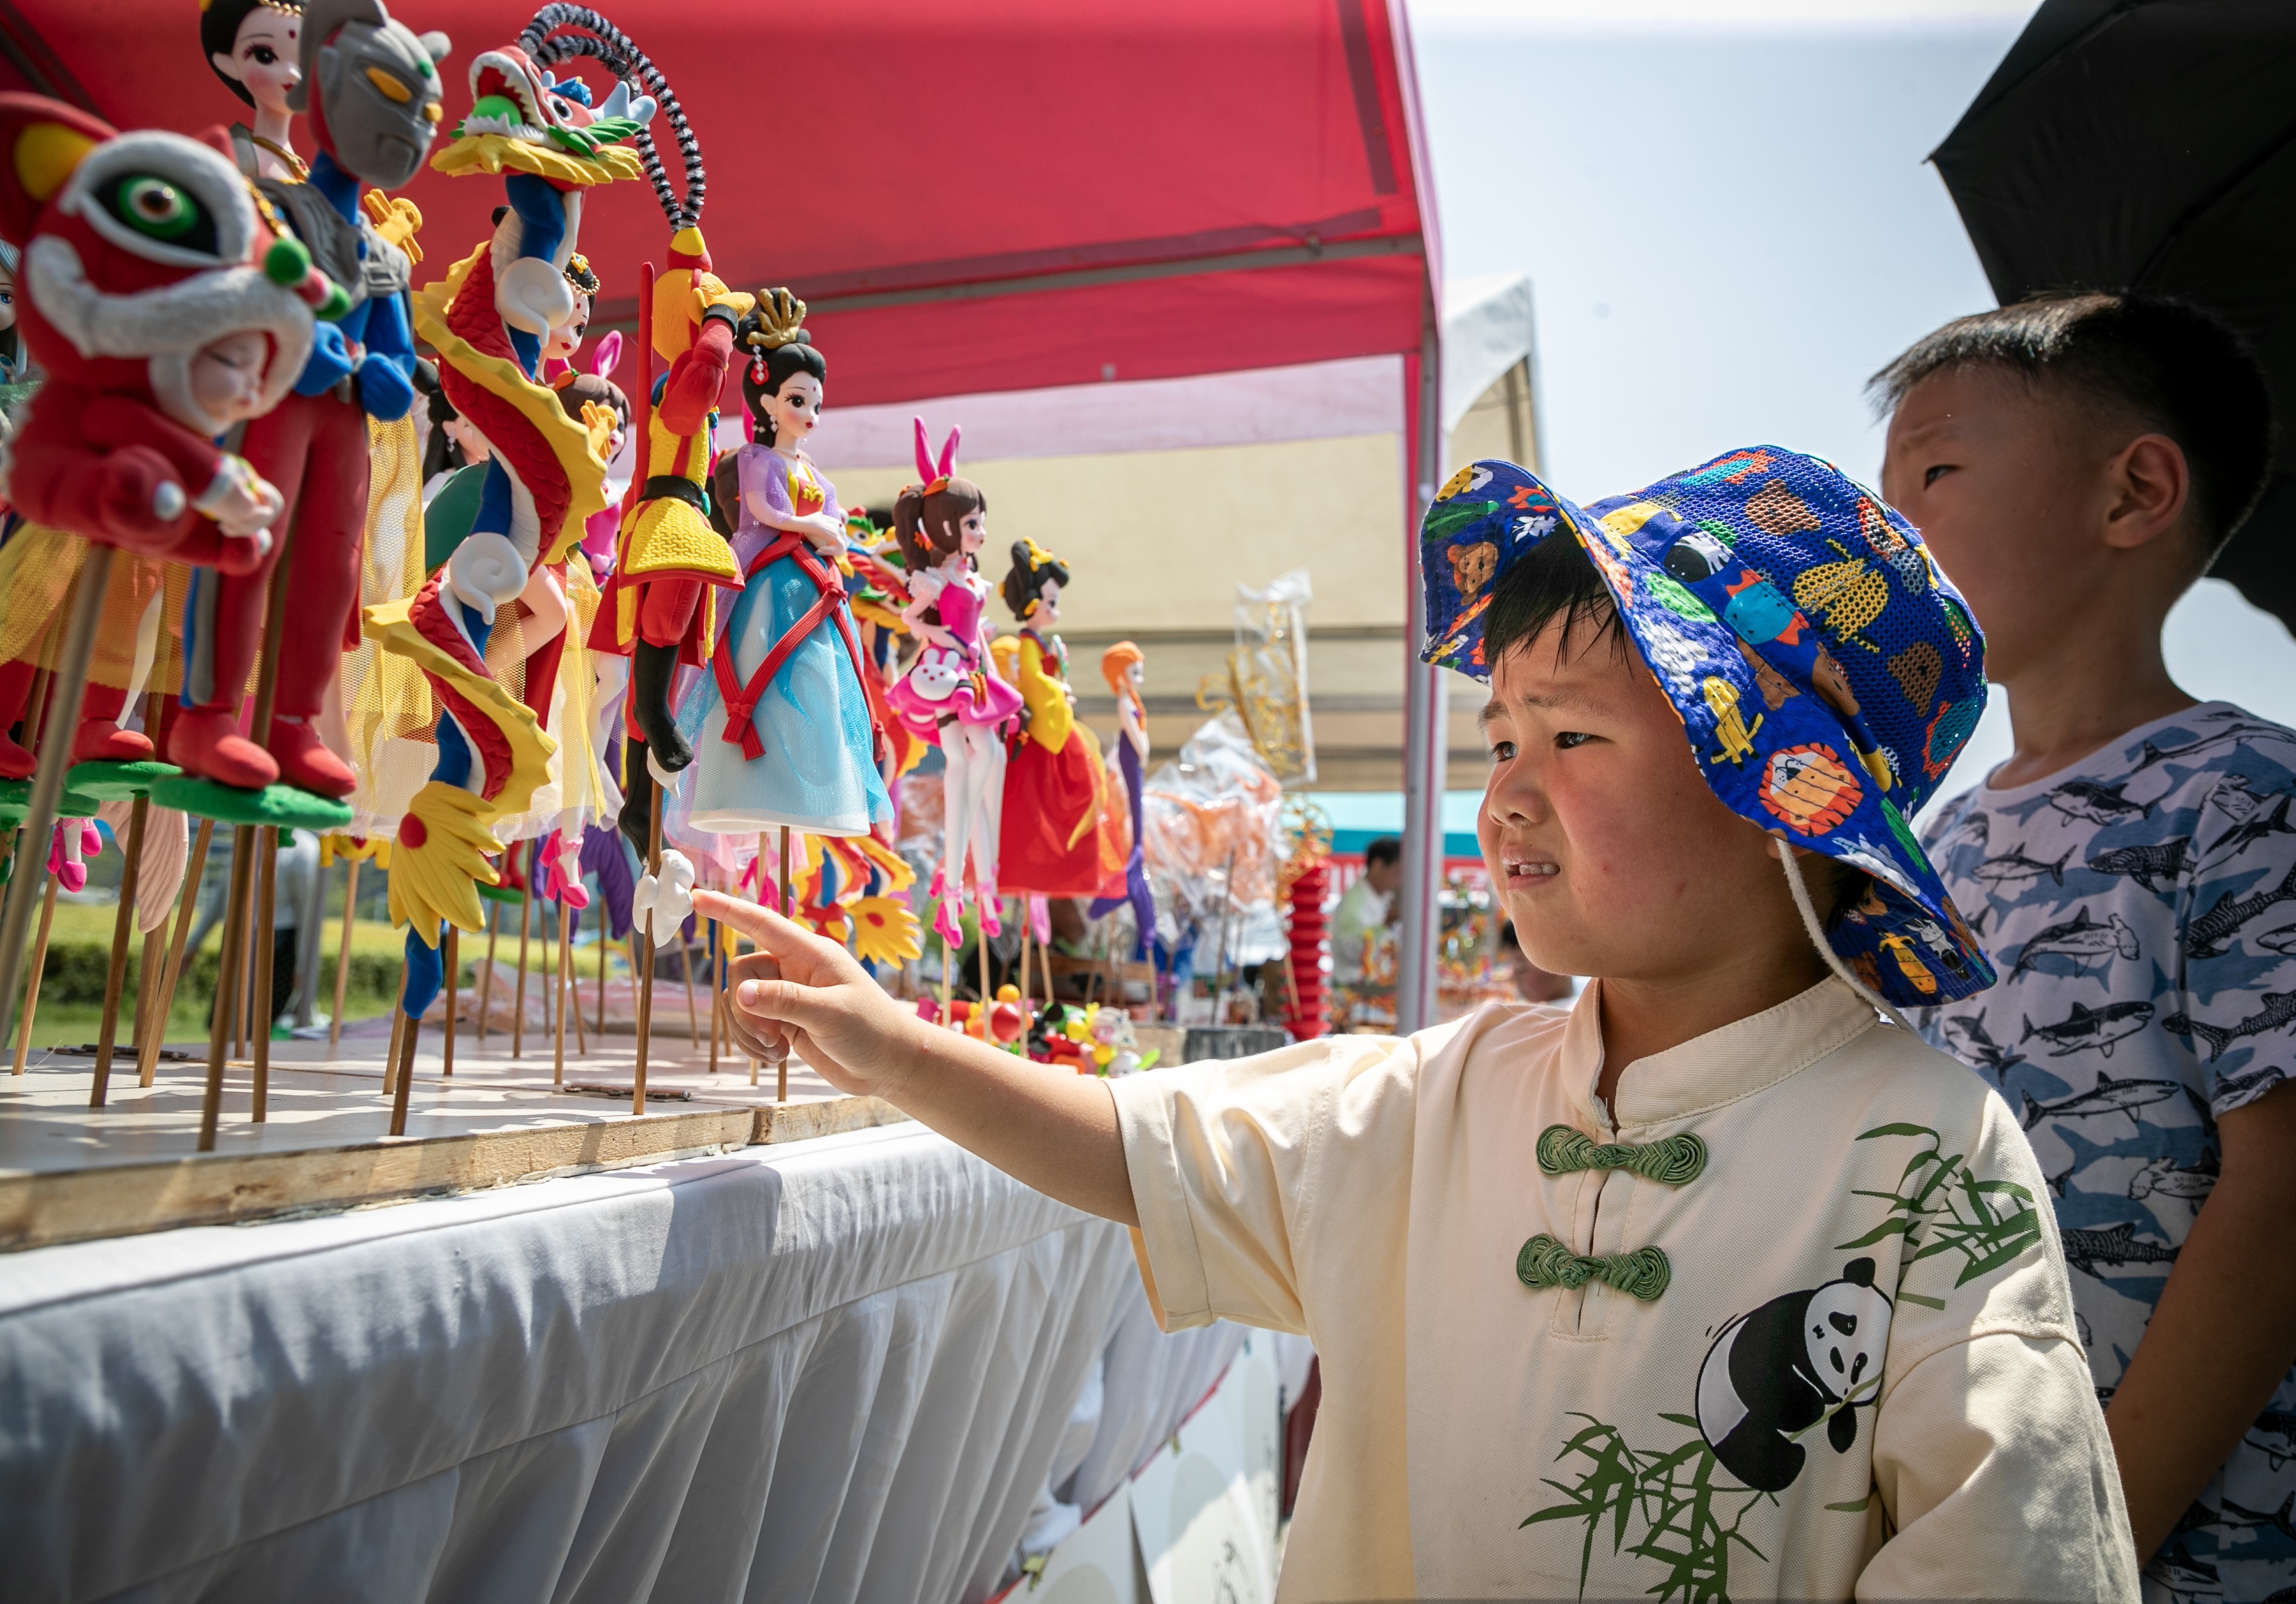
[{"left": 372, "top": 32, "right": 644, "bottom": 1017}]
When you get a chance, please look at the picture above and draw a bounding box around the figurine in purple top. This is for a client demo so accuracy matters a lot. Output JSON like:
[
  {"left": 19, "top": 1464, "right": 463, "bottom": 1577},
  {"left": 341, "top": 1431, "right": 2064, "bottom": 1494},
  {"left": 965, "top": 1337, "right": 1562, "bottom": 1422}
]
[{"left": 678, "top": 311, "right": 891, "bottom": 837}]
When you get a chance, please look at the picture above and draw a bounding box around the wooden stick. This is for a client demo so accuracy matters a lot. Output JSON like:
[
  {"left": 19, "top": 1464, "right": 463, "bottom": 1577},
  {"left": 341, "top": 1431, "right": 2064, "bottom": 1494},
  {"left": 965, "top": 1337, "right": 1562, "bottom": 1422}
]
[
  {"left": 595, "top": 921, "right": 607, "bottom": 1039},
  {"left": 706, "top": 918, "right": 720, "bottom": 1075},
  {"left": 512, "top": 848, "right": 533, "bottom": 1058},
  {"left": 328, "top": 855, "right": 358, "bottom": 1055},
  {"left": 569, "top": 908, "right": 588, "bottom": 1056},
  {"left": 388, "top": 1006, "right": 419, "bottom": 1137},
  {"left": 634, "top": 781, "right": 662, "bottom": 1117},
  {"left": 250, "top": 827, "right": 278, "bottom": 1122},
  {"left": 476, "top": 896, "right": 497, "bottom": 1041},
  {"left": 0, "top": 546, "right": 111, "bottom": 1061},
  {"left": 89, "top": 793, "right": 149, "bottom": 1106},
  {"left": 196, "top": 823, "right": 256, "bottom": 1152},
  {"left": 144, "top": 817, "right": 213, "bottom": 1087},
  {"left": 233, "top": 892, "right": 249, "bottom": 1061},
  {"left": 553, "top": 899, "right": 568, "bottom": 1086},
  {"left": 11, "top": 874, "right": 59, "bottom": 1074},
  {"left": 131, "top": 923, "right": 164, "bottom": 1074},
  {"left": 383, "top": 965, "right": 406, "bottom": 1097},
  {"left": 539, "top": 892, "right": 555, "bottom": 1043},
  {"left": 978, "top": 918, "right": 992, "bottom": 1005},
  {"left": 1018, "top": 924, "right": 1032, "bottom": 1017},
  {"left": 678, "top": 918, "right": 699, "bottom": 1048},
  {"left": 777, "top": 825, "right": 791, "bottom": 1103},
  {"left": 442, "top": 925, "right": 458, "bottom": 1078}
]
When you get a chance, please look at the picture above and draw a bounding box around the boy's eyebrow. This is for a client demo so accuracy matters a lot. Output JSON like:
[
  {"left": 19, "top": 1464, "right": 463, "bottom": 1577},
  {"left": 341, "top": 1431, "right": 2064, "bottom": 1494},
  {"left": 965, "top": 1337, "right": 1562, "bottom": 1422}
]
[{"left": 1480, "top": 689, "right": 1600, "bottom": 726}]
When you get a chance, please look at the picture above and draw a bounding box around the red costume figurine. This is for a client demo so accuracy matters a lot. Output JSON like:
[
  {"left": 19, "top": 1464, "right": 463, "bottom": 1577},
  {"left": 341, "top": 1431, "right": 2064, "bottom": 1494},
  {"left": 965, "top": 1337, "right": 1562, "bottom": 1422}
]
[{"left": 0, "top": 94, "right": 327, "bottom": 776}]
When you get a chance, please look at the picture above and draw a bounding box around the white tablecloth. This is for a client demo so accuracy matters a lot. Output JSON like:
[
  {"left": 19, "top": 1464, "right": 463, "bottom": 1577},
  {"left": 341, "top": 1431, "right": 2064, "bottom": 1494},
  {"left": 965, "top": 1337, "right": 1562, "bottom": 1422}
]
[{"left": 0, "top": 1123, "right": 1238, "bottom": 1603}]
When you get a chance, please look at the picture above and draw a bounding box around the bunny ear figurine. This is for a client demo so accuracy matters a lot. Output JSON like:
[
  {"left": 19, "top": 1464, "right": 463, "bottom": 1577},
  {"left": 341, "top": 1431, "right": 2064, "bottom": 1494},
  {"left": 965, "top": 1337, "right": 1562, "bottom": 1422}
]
[{"left": 880, "top": 420, "right": 1022, "bottom": 944}]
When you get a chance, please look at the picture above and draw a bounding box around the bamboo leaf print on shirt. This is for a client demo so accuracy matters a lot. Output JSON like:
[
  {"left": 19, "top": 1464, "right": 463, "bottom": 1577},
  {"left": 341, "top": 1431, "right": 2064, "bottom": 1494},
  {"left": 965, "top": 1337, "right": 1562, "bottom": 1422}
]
[
  {"left": 1839, "top": 1123, "right": 2042, "bottom": 1306},
  {"left": 1522, "top": 1412, "right": 1776, "bottom": 1603}
]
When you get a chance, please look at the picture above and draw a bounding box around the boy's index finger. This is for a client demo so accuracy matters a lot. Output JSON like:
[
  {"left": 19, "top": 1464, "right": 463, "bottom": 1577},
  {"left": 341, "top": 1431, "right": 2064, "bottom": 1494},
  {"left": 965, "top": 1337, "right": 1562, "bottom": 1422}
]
[{"left": 693, "top": 890, "right": 818, "bottom": 956}]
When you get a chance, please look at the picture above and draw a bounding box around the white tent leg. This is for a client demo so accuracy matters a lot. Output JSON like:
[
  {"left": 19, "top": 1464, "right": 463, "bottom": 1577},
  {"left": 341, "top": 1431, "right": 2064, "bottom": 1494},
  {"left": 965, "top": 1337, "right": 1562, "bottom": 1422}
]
[{"left": 1398, "top": 287, "right": 1445, "bottom": 1037}]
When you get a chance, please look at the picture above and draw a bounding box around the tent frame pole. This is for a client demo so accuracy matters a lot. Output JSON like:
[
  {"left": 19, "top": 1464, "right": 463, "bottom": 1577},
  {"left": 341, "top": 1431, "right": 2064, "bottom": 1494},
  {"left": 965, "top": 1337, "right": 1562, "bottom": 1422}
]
[{"left": 1398, "top": 279, "right": 1445, "bottom": 1037}]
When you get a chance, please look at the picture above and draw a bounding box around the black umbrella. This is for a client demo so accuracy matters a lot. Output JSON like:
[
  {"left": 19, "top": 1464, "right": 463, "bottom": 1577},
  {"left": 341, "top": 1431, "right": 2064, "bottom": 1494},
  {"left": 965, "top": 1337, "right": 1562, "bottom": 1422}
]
[{"left": 1932, "top": 0, "right": 2296, "bottom": 629}]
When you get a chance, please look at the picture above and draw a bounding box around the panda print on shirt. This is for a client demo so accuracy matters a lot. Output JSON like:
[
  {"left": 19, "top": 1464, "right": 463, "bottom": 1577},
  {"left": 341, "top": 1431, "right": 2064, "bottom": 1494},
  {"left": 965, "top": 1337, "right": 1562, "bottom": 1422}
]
[{"left": 1695, "top": 1258, "right": 1894, "bottom": 1491}]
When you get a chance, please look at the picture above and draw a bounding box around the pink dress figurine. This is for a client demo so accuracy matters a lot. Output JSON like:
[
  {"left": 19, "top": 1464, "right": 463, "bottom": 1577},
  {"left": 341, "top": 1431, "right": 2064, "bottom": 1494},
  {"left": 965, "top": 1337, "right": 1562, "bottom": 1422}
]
[{"left": 887, "top": 420, "right": 1021, "bottom": 942}]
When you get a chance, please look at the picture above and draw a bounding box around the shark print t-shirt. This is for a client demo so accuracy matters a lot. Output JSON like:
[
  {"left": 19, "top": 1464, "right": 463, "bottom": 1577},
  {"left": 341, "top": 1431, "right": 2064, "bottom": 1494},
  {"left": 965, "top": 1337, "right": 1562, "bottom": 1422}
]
[{"left": 1917, "top": 701, "right": 2296, "bottom": 1603}]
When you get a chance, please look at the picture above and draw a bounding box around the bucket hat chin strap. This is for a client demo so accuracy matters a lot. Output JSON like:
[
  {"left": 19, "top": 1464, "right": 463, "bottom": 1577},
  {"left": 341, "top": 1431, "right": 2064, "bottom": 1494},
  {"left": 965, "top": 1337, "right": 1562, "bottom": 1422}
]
[{"left": 1775, "top": 841, "right": 1914, "bottom": 1033}]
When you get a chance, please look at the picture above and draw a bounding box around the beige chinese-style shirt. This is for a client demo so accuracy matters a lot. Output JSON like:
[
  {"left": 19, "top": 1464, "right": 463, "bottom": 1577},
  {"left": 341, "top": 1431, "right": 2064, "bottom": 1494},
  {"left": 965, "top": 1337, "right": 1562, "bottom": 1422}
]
[{"left": 1110, "top": 977, "right": 2138, "bottom": 1601}]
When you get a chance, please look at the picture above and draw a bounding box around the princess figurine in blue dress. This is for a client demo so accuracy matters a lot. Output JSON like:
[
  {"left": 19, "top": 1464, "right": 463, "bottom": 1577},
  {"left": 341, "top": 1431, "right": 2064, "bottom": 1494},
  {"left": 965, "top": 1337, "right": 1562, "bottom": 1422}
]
[{"left": 679, "top": 295, "right": 892, "bottom": 838}]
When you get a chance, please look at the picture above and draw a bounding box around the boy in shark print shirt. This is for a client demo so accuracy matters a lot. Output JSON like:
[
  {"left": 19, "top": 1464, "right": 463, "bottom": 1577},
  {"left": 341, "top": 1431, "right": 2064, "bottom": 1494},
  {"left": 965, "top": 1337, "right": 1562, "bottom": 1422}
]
[{"left": 1879, "top": 294, "right": 2296, "bottom": 1602}]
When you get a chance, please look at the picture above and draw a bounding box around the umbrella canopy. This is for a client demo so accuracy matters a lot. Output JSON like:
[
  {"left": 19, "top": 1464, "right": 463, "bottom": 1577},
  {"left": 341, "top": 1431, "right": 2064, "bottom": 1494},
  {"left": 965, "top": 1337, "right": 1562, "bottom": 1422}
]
[
  {"left": 0, "top": 0, "right": 1437, "bottom": 406},
  {"left": 1931, "top": 0, "right": 2296, "bottom": 630}
]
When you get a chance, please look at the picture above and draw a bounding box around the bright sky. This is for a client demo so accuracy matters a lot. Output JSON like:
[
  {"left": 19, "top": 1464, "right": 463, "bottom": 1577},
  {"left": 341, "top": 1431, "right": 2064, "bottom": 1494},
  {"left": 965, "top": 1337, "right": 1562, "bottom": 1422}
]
[{"left": 1409, "top": 0, "right": 2296, "bottom": 818}]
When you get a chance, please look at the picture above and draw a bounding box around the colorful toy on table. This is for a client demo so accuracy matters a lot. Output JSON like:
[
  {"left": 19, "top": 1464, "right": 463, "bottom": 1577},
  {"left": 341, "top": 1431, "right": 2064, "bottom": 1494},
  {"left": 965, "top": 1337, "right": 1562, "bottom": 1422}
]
[
  {"left": 675, "top": 291, "right": 893, "bottom": 841},
  {"left": 371, "top": 32, "right": 645, "bottom": 1021},
  {"left": 933, "top": 983, "right": 1032, "bottom": 1050},
  {"left": 0, "top": 94, "right": 333, "bottom": 794},
  {"left": 992, "top": 539, "right": 1121, "bottom": 898},
  {"left": 885, "top": 422, "right": 1021, "bottom": 944},
  {"left": 161, "top": 0, "right": 447, "bottom": 817},
  {"left": 1087, "top": 640, "right": 1155, "bottom": 957},
  {"left": 1032, "top": 1000, "right": 1155, "bottom": 1075}
]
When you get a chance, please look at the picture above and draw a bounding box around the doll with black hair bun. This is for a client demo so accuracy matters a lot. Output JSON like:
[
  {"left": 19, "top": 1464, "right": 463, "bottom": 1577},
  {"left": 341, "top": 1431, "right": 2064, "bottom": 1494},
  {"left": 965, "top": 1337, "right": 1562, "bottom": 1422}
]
[
  {"left": 202, "top": 0, "right": 307, "bottom": 184},
  {"left": 677, "top": 294, "right": 893, "bottom": 840},
  {"left": 994, "top": 539, "right": 1121, "bottom": 899}
]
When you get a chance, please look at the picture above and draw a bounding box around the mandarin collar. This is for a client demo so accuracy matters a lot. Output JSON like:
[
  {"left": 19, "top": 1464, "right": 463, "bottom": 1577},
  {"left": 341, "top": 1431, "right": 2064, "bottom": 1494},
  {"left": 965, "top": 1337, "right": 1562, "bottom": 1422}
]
[{"left": 1561, "top": 976, "right": 1879, "bottom": 1133}]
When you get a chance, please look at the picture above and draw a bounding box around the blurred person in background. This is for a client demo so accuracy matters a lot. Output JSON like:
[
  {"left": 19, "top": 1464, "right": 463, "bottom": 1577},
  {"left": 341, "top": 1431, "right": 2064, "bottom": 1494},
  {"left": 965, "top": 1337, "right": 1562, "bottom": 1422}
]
[{"left": 1330, "top": 836, "right": 1400, "bottom": 985}]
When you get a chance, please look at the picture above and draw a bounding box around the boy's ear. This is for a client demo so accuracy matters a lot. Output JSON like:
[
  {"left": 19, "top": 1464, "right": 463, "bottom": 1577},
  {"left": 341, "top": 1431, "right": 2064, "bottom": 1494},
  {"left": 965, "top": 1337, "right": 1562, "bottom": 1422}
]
[{"left": 0, "top": 93, "right": 117, "bottom": 247}]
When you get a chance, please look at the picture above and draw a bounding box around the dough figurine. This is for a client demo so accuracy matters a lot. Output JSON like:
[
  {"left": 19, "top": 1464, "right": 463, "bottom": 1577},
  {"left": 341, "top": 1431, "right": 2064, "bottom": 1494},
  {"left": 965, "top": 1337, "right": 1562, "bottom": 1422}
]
[
  {"left": 591, "top": 225, "right": 750, "bottom": 852},
  {"left": 203, "top": 0, "right": 307, "bottom": 185},
  {"left": 372, "top": 34, "right": 644, "bottom": 1017},
  {"left": 885, "top": 421, "right": 1021, "bottom": 942},
  {"left": 1088, "top": 640, "right": 1156, "bottom": 957},
  {"left": 993, "top": 539, "right": 1117, "bottom": 897},
  {"left": 680, "top": 292, "right": 891, "bottom": 838},
  {"left": 166, "top": 0, "right": 448, "bottom": 805}
]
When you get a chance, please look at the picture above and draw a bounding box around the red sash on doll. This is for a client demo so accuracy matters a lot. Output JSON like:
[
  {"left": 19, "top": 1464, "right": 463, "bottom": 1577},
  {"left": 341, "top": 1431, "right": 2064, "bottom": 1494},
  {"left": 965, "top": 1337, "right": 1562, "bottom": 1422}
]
[{"left": 711, "top": 532, "right": 882, "bottom": 763}]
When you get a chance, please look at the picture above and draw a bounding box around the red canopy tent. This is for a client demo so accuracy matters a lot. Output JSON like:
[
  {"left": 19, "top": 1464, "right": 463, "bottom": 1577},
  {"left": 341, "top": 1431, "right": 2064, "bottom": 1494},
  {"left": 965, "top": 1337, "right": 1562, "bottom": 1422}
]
[{"left": 0, "top": 0, "right": 1454, "bottom": 1029}]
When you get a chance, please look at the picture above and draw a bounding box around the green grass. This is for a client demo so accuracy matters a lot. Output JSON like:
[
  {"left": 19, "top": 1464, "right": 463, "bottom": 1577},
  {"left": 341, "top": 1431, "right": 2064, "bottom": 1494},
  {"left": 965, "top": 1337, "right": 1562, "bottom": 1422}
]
[{"left": 11, "top": 903, "right": 635, "bottom": 1053}]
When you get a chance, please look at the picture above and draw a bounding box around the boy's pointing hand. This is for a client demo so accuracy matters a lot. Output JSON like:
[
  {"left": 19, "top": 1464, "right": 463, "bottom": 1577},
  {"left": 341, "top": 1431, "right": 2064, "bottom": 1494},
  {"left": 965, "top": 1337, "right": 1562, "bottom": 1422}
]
[{"left": 696, "top": 889, "right": 927, "bottom": 1099}]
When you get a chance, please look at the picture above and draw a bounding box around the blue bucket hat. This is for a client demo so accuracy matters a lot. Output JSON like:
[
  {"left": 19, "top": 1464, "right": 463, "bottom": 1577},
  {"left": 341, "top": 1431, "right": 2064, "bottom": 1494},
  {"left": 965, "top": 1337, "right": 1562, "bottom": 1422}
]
[{"left": 1421, "top": 447, "right": 1994, "bottom": 1011}]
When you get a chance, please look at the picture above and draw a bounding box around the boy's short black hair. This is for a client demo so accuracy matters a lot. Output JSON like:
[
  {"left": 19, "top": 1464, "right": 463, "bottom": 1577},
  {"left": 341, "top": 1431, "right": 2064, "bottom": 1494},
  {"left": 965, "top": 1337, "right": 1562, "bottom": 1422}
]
[
  {"left": 1481, "top": 526, "right": 1631, "bottom": 671},
  {"left": 1363, "top": 837, "right": 1402, "bottom": 869},
  {"left": 1869, "top": 292, "right": 2275, "bottom": 562}
]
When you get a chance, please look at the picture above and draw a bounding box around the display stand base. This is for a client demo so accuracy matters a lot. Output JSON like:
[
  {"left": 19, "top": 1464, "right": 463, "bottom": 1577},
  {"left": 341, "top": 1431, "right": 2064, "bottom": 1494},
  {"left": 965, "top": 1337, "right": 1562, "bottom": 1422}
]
[
  {"left": 0, "top": 1027, "right": 904, "bottom": 1252},
  {"left": 146, "top": 776, "right": 354, "bottom": 831},
  {"left": 63, "top": 760, "right": 179, "bottom": 801},
  {"left": 0, "top": 778, "right": 104, "bottom": 823}
]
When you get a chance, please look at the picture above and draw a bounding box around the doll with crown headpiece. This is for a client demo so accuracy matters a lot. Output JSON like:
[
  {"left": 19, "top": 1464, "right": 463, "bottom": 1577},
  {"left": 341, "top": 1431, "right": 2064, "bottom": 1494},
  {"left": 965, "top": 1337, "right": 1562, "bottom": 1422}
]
[
  {"left": 674, "top": 291, "right": 892, "bottom": 839},
  {"left": 992, "top": 539, "right": 1118, "bottom": 899},
  {"left": 886, "top": 423, "right": 1021, "bottom": 940}
]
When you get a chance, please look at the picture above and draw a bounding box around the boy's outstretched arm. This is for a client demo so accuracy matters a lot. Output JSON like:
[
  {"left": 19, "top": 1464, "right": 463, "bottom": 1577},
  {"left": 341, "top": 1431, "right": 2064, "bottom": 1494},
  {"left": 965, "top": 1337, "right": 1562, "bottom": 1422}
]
[
  {"left": 2103, "top": 1085, "right": 2296, "bottom": 1561},
  {"left": 695, "top": 891, "right": 1139, "bottom": 1227}
]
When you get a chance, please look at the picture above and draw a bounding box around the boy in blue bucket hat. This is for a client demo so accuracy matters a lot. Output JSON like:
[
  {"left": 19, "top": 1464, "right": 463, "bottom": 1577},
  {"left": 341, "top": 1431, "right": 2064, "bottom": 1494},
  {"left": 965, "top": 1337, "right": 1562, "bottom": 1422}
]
[{"left": 700, "top": 448, "right": 2138, "bottom": 1600}]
